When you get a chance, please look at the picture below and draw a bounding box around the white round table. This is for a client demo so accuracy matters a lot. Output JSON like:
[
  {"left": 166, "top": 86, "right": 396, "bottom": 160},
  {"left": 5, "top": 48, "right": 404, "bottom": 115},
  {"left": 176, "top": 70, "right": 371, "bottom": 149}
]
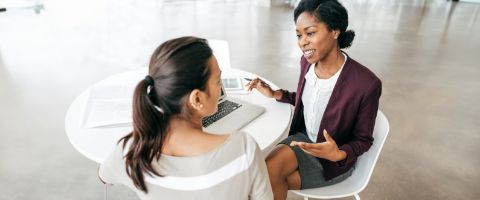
[{"left": 65, "top": 68, "right": 292, "bottom": 163}]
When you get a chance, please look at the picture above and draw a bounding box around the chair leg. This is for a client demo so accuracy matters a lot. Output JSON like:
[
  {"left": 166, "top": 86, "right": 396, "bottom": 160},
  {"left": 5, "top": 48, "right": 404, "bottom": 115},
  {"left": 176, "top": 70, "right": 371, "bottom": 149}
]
[
  {"left": 354, "top": 193, "right": 360, "bottom": 200},
  {"left": 104, "top": 184, "right": 109, "bottom": 200}
]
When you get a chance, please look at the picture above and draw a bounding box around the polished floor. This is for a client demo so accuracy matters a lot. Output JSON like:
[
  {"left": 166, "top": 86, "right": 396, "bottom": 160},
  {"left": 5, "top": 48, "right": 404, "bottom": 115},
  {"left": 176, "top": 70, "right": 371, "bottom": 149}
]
[{"left": 1, "top": 0, "right": 479, "bottom": 199}]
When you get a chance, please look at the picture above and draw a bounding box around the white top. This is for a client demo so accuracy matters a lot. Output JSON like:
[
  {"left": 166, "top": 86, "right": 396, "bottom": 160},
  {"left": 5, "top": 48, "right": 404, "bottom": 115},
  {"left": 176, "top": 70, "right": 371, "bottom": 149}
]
[
  {"left": 302, "top": 53, "right": 346, "bottom": 142},
  {"left": 99, "top": 131, "right": 273, "bottom": 200}
]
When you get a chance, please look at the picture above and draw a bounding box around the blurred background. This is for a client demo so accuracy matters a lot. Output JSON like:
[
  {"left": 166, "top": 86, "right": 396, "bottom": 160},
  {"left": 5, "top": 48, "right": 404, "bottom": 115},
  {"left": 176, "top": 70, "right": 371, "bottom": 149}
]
[{"left": 0, "top": 0, "right": 479, "bottom": 199}]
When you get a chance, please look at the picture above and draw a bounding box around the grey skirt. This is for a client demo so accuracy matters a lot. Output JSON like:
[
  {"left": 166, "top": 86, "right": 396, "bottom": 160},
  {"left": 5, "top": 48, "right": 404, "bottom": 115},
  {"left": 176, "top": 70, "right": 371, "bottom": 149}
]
[{"left": 279, "top": 132, "right": 354, "bottom": 189}]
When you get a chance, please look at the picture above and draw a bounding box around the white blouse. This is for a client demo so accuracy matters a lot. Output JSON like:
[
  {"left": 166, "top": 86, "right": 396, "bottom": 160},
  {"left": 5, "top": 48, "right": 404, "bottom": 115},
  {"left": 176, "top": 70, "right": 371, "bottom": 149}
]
[
  {"left": 99, "top": 132, "right": 272, "bottom": 200},
  {"left": 302, "top": 53, "right": 346, "bottom": 142}
]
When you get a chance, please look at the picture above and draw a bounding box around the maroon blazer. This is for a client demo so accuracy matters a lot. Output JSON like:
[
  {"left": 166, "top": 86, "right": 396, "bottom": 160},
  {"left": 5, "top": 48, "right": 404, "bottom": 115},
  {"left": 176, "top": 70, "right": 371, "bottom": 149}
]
[{"left": 277, "top": 53, "right": 382, "bottom": 180}]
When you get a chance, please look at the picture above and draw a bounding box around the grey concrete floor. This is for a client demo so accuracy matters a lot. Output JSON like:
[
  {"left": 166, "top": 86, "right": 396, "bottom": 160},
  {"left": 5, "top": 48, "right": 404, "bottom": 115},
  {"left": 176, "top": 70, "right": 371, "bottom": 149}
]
[{"left": 1, "top": 0, "right": 479, "bottom": 199}]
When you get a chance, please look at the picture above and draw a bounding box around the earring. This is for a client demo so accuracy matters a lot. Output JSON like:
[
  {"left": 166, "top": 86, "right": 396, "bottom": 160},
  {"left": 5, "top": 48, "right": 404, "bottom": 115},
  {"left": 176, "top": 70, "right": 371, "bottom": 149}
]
[{"left": 192, "top": 103, "right": 203, "bottom": 109}]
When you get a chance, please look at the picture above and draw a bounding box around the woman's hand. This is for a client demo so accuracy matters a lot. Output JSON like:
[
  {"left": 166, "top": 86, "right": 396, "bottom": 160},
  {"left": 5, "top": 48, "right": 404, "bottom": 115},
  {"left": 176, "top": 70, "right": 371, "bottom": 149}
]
[
  {"left": 290, "top": 130, "right": 347, "bottom": 162},
  {"left": 245, "top": 77, "right": 282, "bottom": 100}
]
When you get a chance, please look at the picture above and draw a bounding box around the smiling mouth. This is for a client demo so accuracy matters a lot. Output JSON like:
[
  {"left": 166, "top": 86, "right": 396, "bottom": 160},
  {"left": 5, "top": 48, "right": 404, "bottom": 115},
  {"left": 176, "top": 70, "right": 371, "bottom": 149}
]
[{"left": 303, "top": 49, "right": 315, "bottom": 58}]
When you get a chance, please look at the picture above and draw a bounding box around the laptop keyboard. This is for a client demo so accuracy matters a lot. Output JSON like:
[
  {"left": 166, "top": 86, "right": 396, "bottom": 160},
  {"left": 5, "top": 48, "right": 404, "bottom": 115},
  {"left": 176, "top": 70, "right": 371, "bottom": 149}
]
[{"left": 202, "top": 100, "right": 242, "bottom": 127}]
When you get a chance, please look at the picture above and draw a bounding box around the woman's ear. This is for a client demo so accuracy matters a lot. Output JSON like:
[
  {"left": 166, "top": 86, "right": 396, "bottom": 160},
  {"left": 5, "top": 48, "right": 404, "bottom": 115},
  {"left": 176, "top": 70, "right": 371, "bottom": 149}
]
[
  {"left": 333, "top": 30, "right": 339, "bottom": 39},
  {"left": 188, "top": 89, "right": 204, "bottom": 111}
]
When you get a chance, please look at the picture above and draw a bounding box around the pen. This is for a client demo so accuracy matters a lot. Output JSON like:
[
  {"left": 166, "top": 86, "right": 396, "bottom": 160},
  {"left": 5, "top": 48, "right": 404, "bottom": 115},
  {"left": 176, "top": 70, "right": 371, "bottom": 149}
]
[{"left": 244, "top": 77, "right": 270, "bottom": 87}]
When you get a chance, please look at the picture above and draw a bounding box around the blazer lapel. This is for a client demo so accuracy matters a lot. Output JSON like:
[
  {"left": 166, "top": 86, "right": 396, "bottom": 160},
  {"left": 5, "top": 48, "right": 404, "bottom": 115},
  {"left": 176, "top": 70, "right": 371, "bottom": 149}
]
[
  {"left": 297, "top": 62, "right": 312, "bottom": 102},
  {"left": 295, "top": 58, "right": 312, "bottom": 105},
  {"left": 290, "top": 58, "right": 312, "bottom": 134}
]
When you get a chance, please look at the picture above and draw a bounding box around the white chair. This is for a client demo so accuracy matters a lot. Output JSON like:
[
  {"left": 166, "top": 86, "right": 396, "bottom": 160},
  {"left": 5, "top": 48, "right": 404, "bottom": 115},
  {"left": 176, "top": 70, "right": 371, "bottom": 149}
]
[
  {"left": 207, "top": 39, "right": 232, "bottom": 70},
  {"left": 290, "top": 110, "right": 390, "bottom": 200}
]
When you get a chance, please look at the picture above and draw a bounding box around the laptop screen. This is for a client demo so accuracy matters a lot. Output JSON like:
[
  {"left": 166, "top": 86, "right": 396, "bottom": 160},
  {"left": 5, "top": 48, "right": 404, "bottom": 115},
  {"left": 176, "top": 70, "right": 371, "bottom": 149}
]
[{"left": 219, "top": 84, "right": 226, "bottom": 101}]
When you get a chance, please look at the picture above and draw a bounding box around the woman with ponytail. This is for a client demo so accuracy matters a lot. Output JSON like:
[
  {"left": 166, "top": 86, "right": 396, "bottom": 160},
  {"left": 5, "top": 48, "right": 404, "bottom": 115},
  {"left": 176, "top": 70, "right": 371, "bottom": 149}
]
[
  {"left": 246, "top": 0, "right": 382, "bottom": 199},
  {"left": 98, "top": 37, "right": 273, "bottom": 200}
]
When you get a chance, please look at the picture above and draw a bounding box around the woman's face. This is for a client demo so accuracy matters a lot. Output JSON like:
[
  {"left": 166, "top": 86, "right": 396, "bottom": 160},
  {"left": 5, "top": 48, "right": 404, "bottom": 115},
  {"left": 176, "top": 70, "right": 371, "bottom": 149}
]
[
  {"left": 202, "top": 56, "right": 222, "bottom": 116},
  {"left": 295, "top": 12, "right": 338, "bottom": 64}
]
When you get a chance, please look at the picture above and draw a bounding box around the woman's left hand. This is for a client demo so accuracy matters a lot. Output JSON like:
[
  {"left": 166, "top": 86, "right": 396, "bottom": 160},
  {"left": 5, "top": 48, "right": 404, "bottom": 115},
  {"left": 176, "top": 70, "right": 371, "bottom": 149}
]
[{"left": 290, "top": 129, "right": 346, "bottom": 162}]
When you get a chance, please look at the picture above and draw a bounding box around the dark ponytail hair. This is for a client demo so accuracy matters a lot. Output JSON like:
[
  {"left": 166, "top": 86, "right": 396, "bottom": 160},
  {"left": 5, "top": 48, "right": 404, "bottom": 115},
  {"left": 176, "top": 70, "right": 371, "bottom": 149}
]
[
  {"left": 119, "top": 36, "right": 213, "bottom": 193},
  {"left": 294, "top": 0, "right": 355, "bottom": 48}
]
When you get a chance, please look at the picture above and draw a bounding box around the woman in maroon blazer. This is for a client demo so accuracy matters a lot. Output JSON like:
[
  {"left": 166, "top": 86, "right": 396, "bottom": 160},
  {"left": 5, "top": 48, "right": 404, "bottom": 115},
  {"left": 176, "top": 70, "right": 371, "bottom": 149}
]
[{"left": 246, "top": 0, "right": 381, "bottom": 199}]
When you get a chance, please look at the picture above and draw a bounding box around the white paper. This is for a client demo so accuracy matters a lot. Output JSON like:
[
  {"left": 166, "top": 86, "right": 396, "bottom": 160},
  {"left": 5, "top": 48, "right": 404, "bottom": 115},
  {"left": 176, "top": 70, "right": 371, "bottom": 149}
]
[
  {"left": 83, "top": 98, "right": 133, "bottom": 128},
  {"left": 82, "top": 84, "right": 135, "bottom": 128}
]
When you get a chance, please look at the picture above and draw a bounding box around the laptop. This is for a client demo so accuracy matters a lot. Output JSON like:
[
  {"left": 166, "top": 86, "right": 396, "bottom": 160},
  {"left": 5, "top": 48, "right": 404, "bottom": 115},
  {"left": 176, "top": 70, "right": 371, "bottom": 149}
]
[{"left": 202, "top": 84, "right": 265, "bottom": 133}]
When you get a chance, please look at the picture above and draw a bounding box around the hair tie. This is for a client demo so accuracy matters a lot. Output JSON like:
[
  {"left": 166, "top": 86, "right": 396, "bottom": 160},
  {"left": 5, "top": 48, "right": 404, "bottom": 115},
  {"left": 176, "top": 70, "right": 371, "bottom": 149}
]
[{"left": 144, "top": 75, "right": 154, "bottom": 86}]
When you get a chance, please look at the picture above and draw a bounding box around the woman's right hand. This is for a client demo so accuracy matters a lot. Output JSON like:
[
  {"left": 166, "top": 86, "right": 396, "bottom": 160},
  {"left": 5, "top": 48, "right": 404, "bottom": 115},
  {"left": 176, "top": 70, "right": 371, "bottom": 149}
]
[{"left": 245, "top": 78, "right": 282, "bottom": 100}]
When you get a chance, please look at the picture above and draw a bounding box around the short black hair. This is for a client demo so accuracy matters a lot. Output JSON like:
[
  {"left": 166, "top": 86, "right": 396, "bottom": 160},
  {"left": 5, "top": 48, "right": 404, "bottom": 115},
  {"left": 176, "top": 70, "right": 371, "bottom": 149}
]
[{"left": 294, "top": 0, "right": 355, "bottom": 48}]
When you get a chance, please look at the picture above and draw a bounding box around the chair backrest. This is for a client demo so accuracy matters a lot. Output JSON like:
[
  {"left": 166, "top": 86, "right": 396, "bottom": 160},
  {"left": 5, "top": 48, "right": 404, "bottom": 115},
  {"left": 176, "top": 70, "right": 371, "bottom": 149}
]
[
  {"left": 207, "top": 39, "right": 232, "bottom": 70},
  {"left": 350, "top": 110, "right": 390, "bottom": 192}
]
